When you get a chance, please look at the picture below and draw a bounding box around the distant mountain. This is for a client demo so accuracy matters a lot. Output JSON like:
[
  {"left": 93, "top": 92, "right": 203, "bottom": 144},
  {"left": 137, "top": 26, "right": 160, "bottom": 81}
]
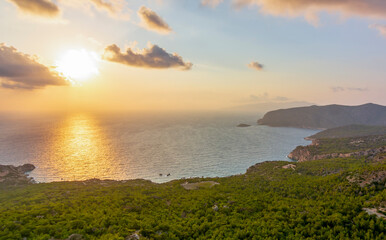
[
  {"left": 257, "top": 103, "right": 386, "bottom": 129},
  {"left": 229, "top": 101, "right": 314, "bottom": 113},
  {"left": 307, "top": 125, "right": 386, "bottom": 140}
]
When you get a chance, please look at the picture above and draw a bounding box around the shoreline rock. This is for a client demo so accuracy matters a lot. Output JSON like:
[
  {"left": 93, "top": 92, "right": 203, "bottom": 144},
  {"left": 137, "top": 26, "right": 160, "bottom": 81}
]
[{"left": 0, "top": 164, "right": 36, "bottom": 185}]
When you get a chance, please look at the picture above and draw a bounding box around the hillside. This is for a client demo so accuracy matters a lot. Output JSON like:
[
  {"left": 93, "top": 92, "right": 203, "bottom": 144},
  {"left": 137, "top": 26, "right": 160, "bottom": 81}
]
[
  {"left": 257, "top": 103, "right": 386, "bottom": 129},
  {"left": 288, "top": 134, "right": 386, "bottom": 162},
  {"left": 1, "top": 138, "right": 385, "bottom": 239},
  {"left": 307, "top": 125, "right": 386, "bottom": 140}
]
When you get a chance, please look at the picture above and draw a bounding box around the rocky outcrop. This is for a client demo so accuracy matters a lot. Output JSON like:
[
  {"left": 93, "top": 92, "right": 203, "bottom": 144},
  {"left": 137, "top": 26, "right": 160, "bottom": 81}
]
[
  {"left": 347, "top": 171, "right": 386, "bottom": 188},
  {"left": 0, "top": 164, "right": 35, "bottom": 185},
  {"left": 288, "top": 146, "right": 386, "bottom": 162},
  {"left": 282, "top": 164, "right": 296, "bottom": 170},
  {"left": 363, "top": 208, "right": 386, "bottom": 219}
]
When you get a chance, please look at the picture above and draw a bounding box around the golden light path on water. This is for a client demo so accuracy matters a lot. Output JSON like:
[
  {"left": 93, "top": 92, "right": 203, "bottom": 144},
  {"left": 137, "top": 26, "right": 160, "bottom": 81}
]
[
  {"left": 39, "top": 114, "right": 121, "bottom": 181},
  {"left": 0, "top": 112, "right": 318, "bottom": 183}
]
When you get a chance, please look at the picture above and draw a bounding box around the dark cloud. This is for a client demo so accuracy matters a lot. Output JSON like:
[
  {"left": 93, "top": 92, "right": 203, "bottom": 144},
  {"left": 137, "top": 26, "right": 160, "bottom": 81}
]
[
  {"left": 138, "top": 6, "right": 172, "bottom": 34},
  {"left": 248, "top": 61, "right": 264, "bottom": 71},
  {"left": 102, "top": 44, "right": 192, "bottom": 70},
  {"left": 8, "top": 0, "right": 60, "bottom": 17},
  {"left": 0, "top": 43, "right": 68, "bottom": 89},
  {"left": 331, "top": 86, "right": 368, "bottom": 92},
  {"left": 233, "top": 0, "right": 386, "bottom": 26}
]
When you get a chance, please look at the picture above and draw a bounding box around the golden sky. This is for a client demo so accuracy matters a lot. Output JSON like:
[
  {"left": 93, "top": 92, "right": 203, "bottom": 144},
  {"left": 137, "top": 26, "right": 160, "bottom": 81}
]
[{"left": 0, "top": 0, "right": 385, "bottom": 112}]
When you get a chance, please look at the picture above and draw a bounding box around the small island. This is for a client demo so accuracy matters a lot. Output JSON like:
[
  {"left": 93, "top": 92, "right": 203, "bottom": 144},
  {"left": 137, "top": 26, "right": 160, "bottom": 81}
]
[{"left": 237, "top": 123, "right": 251, "bottom": 127}]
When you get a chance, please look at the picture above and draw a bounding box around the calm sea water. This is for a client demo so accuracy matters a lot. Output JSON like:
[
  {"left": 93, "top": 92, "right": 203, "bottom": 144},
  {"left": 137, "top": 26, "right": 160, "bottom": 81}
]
[{"left": 0, "top": 112, "right": 318, "bottom": 183}]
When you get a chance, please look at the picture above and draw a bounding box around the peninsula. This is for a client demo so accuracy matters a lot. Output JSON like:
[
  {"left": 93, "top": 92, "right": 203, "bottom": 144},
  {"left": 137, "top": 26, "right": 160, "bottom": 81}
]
[{"left": 257, "top": 103, "right": 386, "bottom": 129}]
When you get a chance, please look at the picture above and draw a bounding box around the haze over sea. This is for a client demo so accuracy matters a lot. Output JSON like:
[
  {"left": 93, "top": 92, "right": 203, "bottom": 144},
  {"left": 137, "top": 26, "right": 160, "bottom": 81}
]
[{"left": 0, "top": 112, "right": 318, "bottom": 183}]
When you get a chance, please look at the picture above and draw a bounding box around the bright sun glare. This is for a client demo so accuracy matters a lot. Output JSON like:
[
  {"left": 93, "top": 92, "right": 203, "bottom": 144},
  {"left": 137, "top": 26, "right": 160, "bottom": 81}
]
[{"left": 56, "top": 49, "right": 99, "bottom": 84}]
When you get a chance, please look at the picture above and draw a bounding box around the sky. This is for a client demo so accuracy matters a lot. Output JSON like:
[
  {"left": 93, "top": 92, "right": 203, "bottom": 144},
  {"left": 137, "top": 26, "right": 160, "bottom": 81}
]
[{"left": 0, "top": 0, "right": 385, "bottom": 112}]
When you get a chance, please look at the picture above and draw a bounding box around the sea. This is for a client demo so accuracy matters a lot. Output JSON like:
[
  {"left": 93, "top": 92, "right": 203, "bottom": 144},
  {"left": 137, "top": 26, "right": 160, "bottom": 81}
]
[{"left": 0, "top": 111, "right": 318, "bottom": 183}]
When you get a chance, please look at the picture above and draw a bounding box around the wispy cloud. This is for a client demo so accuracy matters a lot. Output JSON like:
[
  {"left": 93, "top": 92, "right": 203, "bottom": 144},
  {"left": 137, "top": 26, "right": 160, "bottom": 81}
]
[
  {"left": 102, "top": 43, "right": 192, "bottom": 70},
  {"left": 8, "top": 0, "right": 60, "bottom": 18},
  {"left": 248, "top": 61, "right": 264, "bottom": 71},
  {"left": 138, "top": 6, "right": 172, "bottom": 34},
  {"left": 239, "top": 92, "right": 290, "bottom": 103},
  {"left": 201, "top": 0, "right": 224, "bottom": 8},
  {"left": 61, "top": 0, "right": 130, "bottom": 20},
  {"left": 0, "top": 43, "right": 68, "bottom": 89},
  {"left": 89, "top": 0, "right": 116, "bottom": 13},
  {"left": 347, "top": 87, "right": 368, "bottom": 92},
  {"left": 369, "top": 24, "right": 386, "bottom": 37},
  {"left": 273, "top": 96, "right": 290, "bottom": 101},
  {"left": 232, "top": 0, "right": 386, "bottom": 26},
  {"left": 331, "top": 86, "right": 368, "bottom": 93},
  {"left": 249, "top": 92, "right": 269, "bottom": 102},
  {"left": 8, "top": 0, "right": 130, "bottom": 20}
]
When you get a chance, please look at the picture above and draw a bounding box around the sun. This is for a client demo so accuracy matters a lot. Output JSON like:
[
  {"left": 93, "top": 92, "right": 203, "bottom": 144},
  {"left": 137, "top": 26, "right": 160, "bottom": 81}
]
[{"left": 56, "top": 49, "right": 99, "bottom": 84}]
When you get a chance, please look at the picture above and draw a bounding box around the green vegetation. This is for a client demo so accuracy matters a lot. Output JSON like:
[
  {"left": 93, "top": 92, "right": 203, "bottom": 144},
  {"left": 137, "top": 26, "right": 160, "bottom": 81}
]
[
  {"left": 0, "top": 156, "right": 385, "bottom": 239},
  {"left": 1, "top": 135, "right": 385, "bottom": 240},
  {"left": 308, "top": 135, "right": 386, "bottom": 155},
  {"left": 308, "top": 125, "right": 386, "bottom": 140}
]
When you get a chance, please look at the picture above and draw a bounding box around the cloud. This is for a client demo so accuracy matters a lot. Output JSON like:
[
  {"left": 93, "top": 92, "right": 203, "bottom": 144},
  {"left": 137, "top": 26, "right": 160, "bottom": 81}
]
[
  {"left": 232, "top": 0, "right": 386, "bottom": 26},
  {"left": 8, "top": 0, "right": 60, "bottom": 18},
  {"left": 102, "top": 44, "right": 193, "bottom": 70},
  {"left": 201, "top": 0, "right": 224, "bottom": 8},
  {"left": 0, "top": 43, "right": 68, "bottom": 89},
  {"left": 138, "top": 6, "right": 172, "bottom": 34},
  {"left": 248, "top": 61, "right": 264, "bottom": 71},
  {"left": 331, "top": 86, "right": 368, "bottom": 92},
  {"left": 370, "top": 24, "right": 386, "bottom": 37},
  {"left": 239, "top": 92, "right": 291, "bottom": 103},
  {"left": 249, "top": 92, "right": 269, "bottom": 101},
  {"left": 81, "top": 0, "right": 129, "bottom": 18},
  {"left": 347, "top": 87, "right": 368, "bottom": 92},
  {"left": 8, "top": 0, "right": 130, "bottom": 20},
  {"left": 89, "top": 0, "right": 116, "bottom": 13},
  {"left": 273, "top": 96, "right": 290, "bottom": 101},
  {"left": 331, "top": 86, "right": 345, "bottom": 92}
]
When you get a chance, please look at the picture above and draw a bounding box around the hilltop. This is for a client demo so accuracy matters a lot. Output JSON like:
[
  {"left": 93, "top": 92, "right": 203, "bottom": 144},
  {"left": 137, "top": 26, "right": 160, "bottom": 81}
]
[
  {"left": 257, "top": 103, "right": 386, "bottom": 129},
  {"left": 307, "top": 125, "right": 386, "bottom": 140}
]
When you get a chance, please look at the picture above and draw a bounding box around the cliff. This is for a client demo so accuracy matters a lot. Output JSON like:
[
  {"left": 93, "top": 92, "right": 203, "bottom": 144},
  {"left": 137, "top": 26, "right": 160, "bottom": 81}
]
[
  {"left": 288, "top": 135, "right": 386, "bottom": 162},
  {"left": 257, "top": 103, "right": 386, "bottom": 129},
  {"left": 288, "top": 145, "right": 385, "bottom": 162}
]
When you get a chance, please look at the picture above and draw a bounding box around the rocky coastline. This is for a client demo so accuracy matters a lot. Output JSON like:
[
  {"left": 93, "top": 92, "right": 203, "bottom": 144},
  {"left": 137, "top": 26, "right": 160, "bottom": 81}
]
[
  {"left": 288, "top": 142, "right": 386, "bottom": 162},
  {"left": 0, "top": 164, "right": 35, "bottom": 185}
]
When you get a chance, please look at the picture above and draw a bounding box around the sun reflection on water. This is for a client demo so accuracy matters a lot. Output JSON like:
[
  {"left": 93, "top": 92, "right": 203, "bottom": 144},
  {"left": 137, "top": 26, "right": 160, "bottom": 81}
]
[{"left": 41, "top": 114, "right": 118, "bottom": 181}]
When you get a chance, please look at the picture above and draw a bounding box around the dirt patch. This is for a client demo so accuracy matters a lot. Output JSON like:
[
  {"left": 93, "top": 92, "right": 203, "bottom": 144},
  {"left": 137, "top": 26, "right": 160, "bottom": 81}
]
[
  {"left": 363, "top": 208, "right": 386, "bottom": 219},
  {"left": 181, "top": 181, "right": 219, "bottom": 190},
  {"left": 282, "top": 164, "right": 296, "bottom": 170}
]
